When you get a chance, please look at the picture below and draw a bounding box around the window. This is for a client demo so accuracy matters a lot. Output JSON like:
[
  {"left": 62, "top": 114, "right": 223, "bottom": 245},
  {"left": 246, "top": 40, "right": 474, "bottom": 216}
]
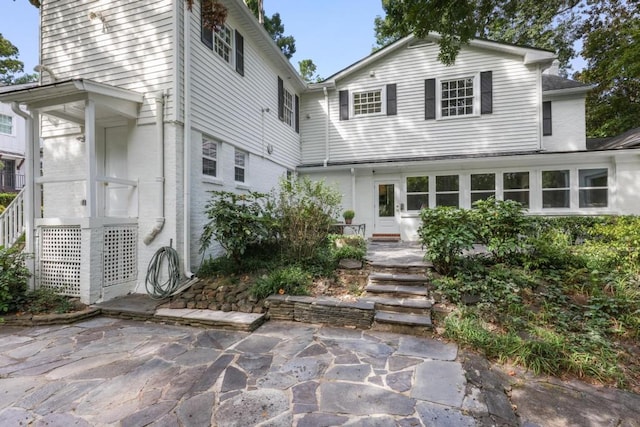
[
  {"left": 579, "top": 168, "right": 608, "bottom": 208},
  {"left": 283, "top": 89, "right": 294, "bottom": 126},
  {"left": 471, "top": 173, "right": 495, "bottom": 204},
  {"left": 214, "top": 25, "right": 233, "bottom": 63},
  {"left": 234, "top": 149, "right": 246, "bottom": 183},
  {"left": 406, "top": 176, "right": 429, "bottom": 211},
  {"left": 202, "top": 138, "right": 218, "bottom": 177},
  {"left": 353, "top": 89, "right": 382, "bottom": 116},
  {"left": 542, "top": 170, "right": 570, "bottom": 208},
  {"left": 503, "top": 172, "right": 530, "bottom": 208},
  {"left": 0, "top": 114, "right": 12, "bottom": 135},
  {"left": 441, "top": 78, "right": 474, "bottom": 117},
  {"left": 436, "top": 175, "right": 459, "bottom": 207},
  {"left": 543, "top": 101, "right": 552, "bottom": 136}
]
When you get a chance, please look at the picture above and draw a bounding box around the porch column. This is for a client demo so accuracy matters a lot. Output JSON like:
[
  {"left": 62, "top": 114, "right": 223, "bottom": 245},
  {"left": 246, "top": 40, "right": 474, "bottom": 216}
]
[{"left": 85, "top": 99, "right": 97, "bottom": 217}]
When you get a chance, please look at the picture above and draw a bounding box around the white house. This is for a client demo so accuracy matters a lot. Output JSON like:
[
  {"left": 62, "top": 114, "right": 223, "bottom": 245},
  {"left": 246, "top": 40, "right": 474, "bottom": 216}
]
[
  {"left": 0, "top": 0, "right": 638, "bottom": 304},
  {"left": 0, "top": 85, "right": 33, "bottom": 193}
]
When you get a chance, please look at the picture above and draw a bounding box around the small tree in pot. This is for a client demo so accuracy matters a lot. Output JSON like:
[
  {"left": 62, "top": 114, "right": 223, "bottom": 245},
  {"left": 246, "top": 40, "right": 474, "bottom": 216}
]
[{"left": 343, "top": 210, "right": 355, "bottom": 224}]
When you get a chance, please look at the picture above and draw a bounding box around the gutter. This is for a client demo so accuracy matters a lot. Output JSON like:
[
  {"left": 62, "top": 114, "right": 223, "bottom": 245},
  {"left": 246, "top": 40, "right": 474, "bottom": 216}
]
[
  {"left": 182, "top": 2, "right": 194, "bottom": 279},
  {"left": 323, "top": 87, "right": 330, "bottom": 167}
]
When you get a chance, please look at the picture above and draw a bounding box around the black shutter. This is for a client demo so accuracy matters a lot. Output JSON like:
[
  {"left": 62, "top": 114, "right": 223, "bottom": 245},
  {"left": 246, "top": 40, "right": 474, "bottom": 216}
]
[
  {"left": 480, "top": 71, "right": 493, "bottom": 114},
  {"left": 339, "top": 90, "right": 349, "bottom": 121},
  {"left": 386, "top": 84, "right": 397, "bottom": 116},
  {"left": 235, "top": 30, "right": 244, "bottom": 76},
  {"left": 543, "top": 101, "right": 552, "bottom": 136},
  {"left": 201, "top": 8, "right": 213, "bottom": 49},
  {"left": 278, "top": 77, "right": 284, "bottom": 121},
  {"left": 424, "top": 79, "right": 435, "bottom": 120},
  {"left": 295, "top": 94, "right": 300, "bottom": 133}
]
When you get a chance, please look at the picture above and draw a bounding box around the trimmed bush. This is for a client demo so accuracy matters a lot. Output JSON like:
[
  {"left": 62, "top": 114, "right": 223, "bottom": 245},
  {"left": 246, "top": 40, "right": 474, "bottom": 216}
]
[{"left": 0, "top": 247, "right": 31, "bottom": 315}]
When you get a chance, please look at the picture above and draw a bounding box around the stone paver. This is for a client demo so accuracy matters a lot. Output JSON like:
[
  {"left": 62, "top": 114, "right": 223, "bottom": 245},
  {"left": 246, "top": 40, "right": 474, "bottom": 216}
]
[{"left": 1, "top": 317, "right": 638, "bottom": 426}]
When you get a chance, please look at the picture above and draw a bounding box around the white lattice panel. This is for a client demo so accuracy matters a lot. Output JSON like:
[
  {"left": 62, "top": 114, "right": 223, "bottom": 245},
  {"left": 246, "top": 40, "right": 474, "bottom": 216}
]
[
  {"left": 39, "top": 226, "right": 82, "bottom": 296},
  {"left": 103, "top": 225, "right": 138, "bottom": 287}
]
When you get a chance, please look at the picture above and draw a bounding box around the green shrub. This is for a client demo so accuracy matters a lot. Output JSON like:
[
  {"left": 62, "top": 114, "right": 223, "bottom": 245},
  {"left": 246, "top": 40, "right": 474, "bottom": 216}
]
[
  {"left": 577, "top": 216, "right": 640, "bottom": 272},
  {"left": 329, "top": 235, "right": 366, "bottom": 262},
  {"left": 0, "top": 247, "right": 31, "bottom": 314},
  {"left": 250, "top": 265, "right": 311, "bottom": 300},
  {"left": 0, "top": 193, "right": 17, "bottom": 208},
  {"left": 418, "top": 206, "right": 476, "bottom": 275},
  {"left": 472, "top": 197, "right": 530, "bottom": 262},
  {"left": 18, "top": 287, "right": 75, "bottom": 314}
]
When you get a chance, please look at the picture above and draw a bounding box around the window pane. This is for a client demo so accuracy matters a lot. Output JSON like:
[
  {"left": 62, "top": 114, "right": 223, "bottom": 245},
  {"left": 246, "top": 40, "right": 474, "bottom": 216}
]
[
  {"left": 202, "top": 139, "right": 217, "bottom": 158},
  {"left": 440, "top": 77, "right": 474, "bottom": 117},
  {"left": 471, "top": 192, "right": 495, "bottom": 203},
  {"left": 407, "top": 176, "right": 428, "bottom": 193},
  {"left": 407, "top": 194, "right": 428, "bottom": 211},
  {"left": 436, "top": 194, "right": 459, "bottom": 207},
  {"left": 579, "top": 168, "right": 607, "bottom": 187},
  {"left": 543, "top": 190, "right": 570, "bottom": 208},
  {"left": 504, "top": 172, "right": 529, "bottom": 190},
  {"left": 378, "top": 184, "right": 395, "bottom": 217},
  {"left": 504, "top": 191, "right": 530, "bottom": 208},
  {"left": 579, "top": 189, "right": 607, "bottom": 208},
  {"left": 235, "top": 151, "right": 245, "bottom": 167},
  {"left": 202, "top": 158, "right": 216, "bottom": 176},
  {"left": 542, "top": 170, "right": 569, "bottom": 188},
  {"left": 353, "top": 90, "right": 382, "bottom": 116},
  {"left": 471, "top": 173, "right": 495, "bottom": 191},
  {"left": 234, "top": 167, "right": 244, "bottom": 182},
  {"left": 436, "top": 175, "right": 459, "bottom": 191},
  {"left": 0, "top": 114, "right": 12, "bottom": 134}
]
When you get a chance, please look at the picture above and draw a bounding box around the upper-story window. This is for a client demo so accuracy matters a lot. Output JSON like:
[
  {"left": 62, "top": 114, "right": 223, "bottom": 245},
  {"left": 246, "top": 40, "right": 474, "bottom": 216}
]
[
  {"left": 353, "top": 90, "right": 382, "bottom": 116},
  {"left": 202, "top": 137, "right": 218, "bottom": 178},
  {"left": 0, "top": 114, "right": 13, "bottom": 135},
  {"left": 201, "top": 11, "right": 244, "bottom": 76},
  {"left": 214, "top": 25, "right": 233, "bottom": 63},
  {"left": 277, "top": 76, "right": 299, "bottom": 132},
  {"left": 283, "top": 89, "right": 294, "bottom": 127},
  {"left": 441, "top": 78, "right": 474, "bottom": 117}
]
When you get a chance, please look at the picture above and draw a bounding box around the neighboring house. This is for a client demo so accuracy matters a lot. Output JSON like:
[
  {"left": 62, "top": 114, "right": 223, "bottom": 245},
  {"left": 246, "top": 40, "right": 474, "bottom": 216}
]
[
  {"left": 0, "top": 0, "right": 638, "bottom": 304},
  {"left": 298, "top": 35, "right": 640, "bottom": 240},
  {"left": 0, "top": 84, "right": 34, "bottom": 192}
]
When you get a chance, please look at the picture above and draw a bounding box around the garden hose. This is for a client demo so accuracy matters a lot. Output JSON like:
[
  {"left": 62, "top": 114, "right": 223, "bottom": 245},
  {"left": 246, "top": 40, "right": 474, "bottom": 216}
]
[{"left": 145, "top": 246, "right": 182, "bottom": 300}]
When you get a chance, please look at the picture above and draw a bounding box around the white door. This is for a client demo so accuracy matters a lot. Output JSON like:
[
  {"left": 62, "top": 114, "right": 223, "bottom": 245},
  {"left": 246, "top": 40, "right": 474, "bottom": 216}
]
[
  {"left": 104, "top": 126, "right": 129, "bottom": 217},
  {"left": 374, "top": 180, "right": 401, "bottom": 234}
]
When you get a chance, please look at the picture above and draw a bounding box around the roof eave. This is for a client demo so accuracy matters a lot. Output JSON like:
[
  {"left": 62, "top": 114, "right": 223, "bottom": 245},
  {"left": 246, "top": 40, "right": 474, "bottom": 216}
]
[{"left": 543, "top": 85, "right": 595, "bottom": 97}]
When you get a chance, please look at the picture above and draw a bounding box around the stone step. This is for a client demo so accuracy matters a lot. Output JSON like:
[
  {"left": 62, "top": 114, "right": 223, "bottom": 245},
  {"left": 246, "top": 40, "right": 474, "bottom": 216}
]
[
  {"left": 154, "top": 308, "right": 266, "bottom": 332},
  {"left": 361, "top": 296, "right": 432, "bottom": 315},
  {"left": 368, "top": 272, "right": 429, "bottom": 287},
  {"left": 365, "top": 284, "right": 429, "bottom": 298},
  {"left": 370, "top": 234, "right": 401, "bottom": 242},
  {"left": 374, "top": 310, "right": 432, "bottom": 327}
]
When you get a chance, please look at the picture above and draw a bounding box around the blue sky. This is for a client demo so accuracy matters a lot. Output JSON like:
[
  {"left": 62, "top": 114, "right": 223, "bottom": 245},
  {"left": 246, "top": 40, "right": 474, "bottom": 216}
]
[{"left": 1, "top": 0, "right": 385, "bottom": 80}]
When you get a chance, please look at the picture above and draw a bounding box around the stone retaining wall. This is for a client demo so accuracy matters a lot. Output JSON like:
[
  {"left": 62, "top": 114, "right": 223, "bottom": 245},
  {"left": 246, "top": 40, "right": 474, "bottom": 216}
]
[{"left": 266, "top": 295, "right": 375, "bottom": 329}]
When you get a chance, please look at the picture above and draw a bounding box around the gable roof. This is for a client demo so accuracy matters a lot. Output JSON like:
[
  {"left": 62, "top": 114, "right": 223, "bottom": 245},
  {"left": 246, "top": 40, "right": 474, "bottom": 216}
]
[
  {"left": 542, "top": 75, "right": 593, "bottom": 96},
  {"left": 587, "top": 127, "right": 640, "bottom": 150},
  {"left": 310, "top": 34, "right": 557, "bottom": 89}
]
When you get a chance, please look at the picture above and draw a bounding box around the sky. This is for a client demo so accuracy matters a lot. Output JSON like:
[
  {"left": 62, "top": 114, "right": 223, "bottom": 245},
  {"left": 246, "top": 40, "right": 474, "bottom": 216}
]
[{"left": 1, "top": 0, "right": 385, "bottom": 80}]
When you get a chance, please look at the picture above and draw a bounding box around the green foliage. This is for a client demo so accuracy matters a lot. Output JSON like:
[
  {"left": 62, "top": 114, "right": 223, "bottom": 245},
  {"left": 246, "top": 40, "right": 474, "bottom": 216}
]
[
  {"left": 274, "top": 176, "right": 342, "bottom": 263},
  {"left": 0, "top": 247, "right": 30, "bottom": 314},
  {"left": 250, "top": 265, "right": 311, "bottom": 300},
  {"left": 330, "top": 238, "right": 366, "bottom": 262},
  {"left": 18, "top": 287, "right": 75, "bottom": 315},
  {"left": 245, "top": 0, "right": 296, "bottom": 59},
  {"left": 298, "top": 59, "right": 322, "bottom": 83},
  {"left": 418, "top": 206, "right": 476, "bottom": 275},
  {"left": 0, "top": 192, "right": 18, "bottom": 207},
  {"left": 200, "top": 191, "right": 276, "bottom": 265},
  {"left": 472, "top": 198, "right": 530, "bottom": 262},
  {"left": 576, "top": 216, "right": 640, "bottom": 273},
  {"left": 342, "top": 210, "right": 355, "bottom": 221}
]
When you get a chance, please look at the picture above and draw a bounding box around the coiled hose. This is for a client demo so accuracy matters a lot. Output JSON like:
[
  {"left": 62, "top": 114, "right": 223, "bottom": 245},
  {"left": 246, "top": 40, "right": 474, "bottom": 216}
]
[{"left": 145, "top": 246, "right": 182, "bottom": 299}]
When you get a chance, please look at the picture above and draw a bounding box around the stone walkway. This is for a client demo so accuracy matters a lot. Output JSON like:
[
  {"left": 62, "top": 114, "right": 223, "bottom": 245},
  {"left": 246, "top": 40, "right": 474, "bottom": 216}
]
[{"left": 0, "top": 317, "right": 516, "bottom": 426}]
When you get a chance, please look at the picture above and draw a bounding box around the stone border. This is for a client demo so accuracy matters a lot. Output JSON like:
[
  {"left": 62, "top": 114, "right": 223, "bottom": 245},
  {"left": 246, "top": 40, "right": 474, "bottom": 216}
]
[
  {"left": 266, "top": 295, "right": 375, "bottom": 329},
  {"left": 1, "top": 307, "right": 101, "bottom": 327}
]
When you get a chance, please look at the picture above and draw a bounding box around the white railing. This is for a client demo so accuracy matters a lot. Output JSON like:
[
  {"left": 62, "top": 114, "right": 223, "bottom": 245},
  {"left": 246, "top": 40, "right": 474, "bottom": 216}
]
[{"left": 0, "top": 188, "right": 25, "bottom": 248}]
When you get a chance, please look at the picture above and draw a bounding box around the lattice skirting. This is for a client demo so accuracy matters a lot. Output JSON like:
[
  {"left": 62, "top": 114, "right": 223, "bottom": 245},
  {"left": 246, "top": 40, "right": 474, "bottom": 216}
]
[
  {"left": 39, "top": 226, "right": 82, "bottom": 297},
  {"left": 103, "top": 225, "right": 138, "bottom": 287}
]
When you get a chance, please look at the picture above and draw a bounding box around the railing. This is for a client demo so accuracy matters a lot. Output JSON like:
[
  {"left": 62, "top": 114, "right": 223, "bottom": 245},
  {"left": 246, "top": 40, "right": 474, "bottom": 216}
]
[
  {"left": 0, "top": 187, "right": 24, "bottom": 248},
  {"left": 0, "top": 172, "right": 25, "bottom": 192}
]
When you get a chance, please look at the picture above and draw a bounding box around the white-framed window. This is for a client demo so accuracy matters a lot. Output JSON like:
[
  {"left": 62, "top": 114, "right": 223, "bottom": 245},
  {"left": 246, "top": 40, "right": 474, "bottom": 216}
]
[
  {"left": 202, "top": 137, "right": 218, "bottom": 178},
  {"left": 542, "top": 170, "right": 570, "bottom": 208},
  {"left": 435, "top": 175, "right": 459, "bottom": 207},
  {"left": 470, "top": 173, "right": 495, "bottom": 204},
  {"left": 214, "top": 25, "right": 233, "bottom": 64},
  {"left": 440, "top": 76, "right": 475, "bottom": 118},
  {"left": 406, "top": 176, "right": 429, "bottom": 211},
  {"left": 283, "top": 88, "right": 294, "bottom": 127},
  {"left": 234, "top": 149, "right": 246, "bottom": 183},
  {"left": 579, "top": 168, "right": 608, "bottom": 208},
  {"left": 0, "top": 114, "right": 13, "bottom": 135},
  {"left": 353, "top": 89, "right": 382, "bottom": 116},
  {"left": 503, "top": 172, "right": 530, "bottom": 208}
]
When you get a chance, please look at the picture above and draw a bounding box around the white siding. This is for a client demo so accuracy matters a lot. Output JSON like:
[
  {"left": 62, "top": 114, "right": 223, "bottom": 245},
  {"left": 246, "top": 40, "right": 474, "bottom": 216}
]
[
  {"left": 301, "top": 43, "right": 541, "bottom": 165},
  {"left": 542, "top": 96, "right": 587, "bottom": 152},
  {"left": 41, "top": 0, "right": 175, "bottom": 122}
]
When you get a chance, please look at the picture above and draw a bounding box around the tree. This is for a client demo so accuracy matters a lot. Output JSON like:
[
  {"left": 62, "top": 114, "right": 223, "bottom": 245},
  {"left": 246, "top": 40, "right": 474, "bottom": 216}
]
[
  {"left": 298, "top": 59, "right": 322, "bottom": 83},
  {"left": 246, "top": 0, "right": 296, "bottom": 59},
  {"left": 0, "top": 33, "right": 37, "bottom": 85},
  {"left": 374, "top": 0, "right": 580, "bottom": 68},
  {"left": 576, "top": 0, "right": 640, "bottom": 137}
]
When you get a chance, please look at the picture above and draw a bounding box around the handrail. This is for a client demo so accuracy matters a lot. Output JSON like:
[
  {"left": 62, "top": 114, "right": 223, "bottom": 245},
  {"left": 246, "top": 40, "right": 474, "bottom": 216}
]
[{"left": 0, "top": 188, "right": 25, "bottom": 248}]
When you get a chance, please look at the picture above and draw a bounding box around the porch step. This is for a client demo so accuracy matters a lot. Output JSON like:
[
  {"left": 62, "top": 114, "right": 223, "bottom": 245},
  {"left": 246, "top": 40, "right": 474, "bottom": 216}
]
[
  {"left": 362, "top": 296, "right": 433, "bottom": 315},
  {"left": 371, "top": 233, "right": 401, "bottom": 242},
  {"left": 368, "top": 272, "right": 428, "bottom": 287},
  {"left": 365, "top": 284, "right": 429, "bottom": 298}
]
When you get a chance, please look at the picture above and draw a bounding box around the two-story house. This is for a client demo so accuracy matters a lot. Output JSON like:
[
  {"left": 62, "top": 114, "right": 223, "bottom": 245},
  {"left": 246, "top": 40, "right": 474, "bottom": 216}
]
[
  {"left": 298, "top": 35, "right": 640, "bottom": 240},
  {"left": 0, "top": 0, "right": 638, "bottom": 304}
]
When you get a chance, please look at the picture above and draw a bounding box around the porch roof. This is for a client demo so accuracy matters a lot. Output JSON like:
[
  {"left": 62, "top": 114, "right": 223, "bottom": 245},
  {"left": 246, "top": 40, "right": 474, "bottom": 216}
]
[{"left": 0, "top": 79, "right": 143, "bottom": 126}]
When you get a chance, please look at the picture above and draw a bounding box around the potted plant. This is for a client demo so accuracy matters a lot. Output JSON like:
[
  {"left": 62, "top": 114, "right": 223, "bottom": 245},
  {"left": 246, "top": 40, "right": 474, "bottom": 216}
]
[{"left": 343, "top": 209, "right": 355, "bottom": 224}]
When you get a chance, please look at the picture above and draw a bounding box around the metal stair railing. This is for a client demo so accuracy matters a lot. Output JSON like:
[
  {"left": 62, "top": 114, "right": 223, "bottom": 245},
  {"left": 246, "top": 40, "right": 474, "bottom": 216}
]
[{"left": 0, "top": 188, "right": 25, "bottom": 248}]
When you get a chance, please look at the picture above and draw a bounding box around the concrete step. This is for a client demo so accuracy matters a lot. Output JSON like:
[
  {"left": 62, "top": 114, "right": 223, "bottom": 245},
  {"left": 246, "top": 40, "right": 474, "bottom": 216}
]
[
  {"left": 154, "top": 308, "right": 266, "bottom": 332},
  {"left": 374, "top": 311, "right": 432, "bottom": 328},
  {"left": 361, "top": 296, "right": 432, "bottom": 315},
  {"left": 365, "top": 284, "right": 429, "bottom": 298}
]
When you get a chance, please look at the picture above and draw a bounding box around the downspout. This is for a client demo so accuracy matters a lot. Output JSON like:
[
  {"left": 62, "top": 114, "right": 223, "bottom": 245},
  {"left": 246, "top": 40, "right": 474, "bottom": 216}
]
[
  {"left": 182, "top": 2, "right": 194, "bottom": 278},
  {"left": 351, "top": 167, "right": 356, "bottom": 210},
  {"left": 12, "top": 102, "right": 35, "bottom": 288},
  {"left": 537, "top": 63, "right": 543, "bottom": 151},
  {"left": 143, "top": 91, "right": 166, "bottom": 244},
  {"left": 323, "top": 87, "right": 330, "bottom": 167}
]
